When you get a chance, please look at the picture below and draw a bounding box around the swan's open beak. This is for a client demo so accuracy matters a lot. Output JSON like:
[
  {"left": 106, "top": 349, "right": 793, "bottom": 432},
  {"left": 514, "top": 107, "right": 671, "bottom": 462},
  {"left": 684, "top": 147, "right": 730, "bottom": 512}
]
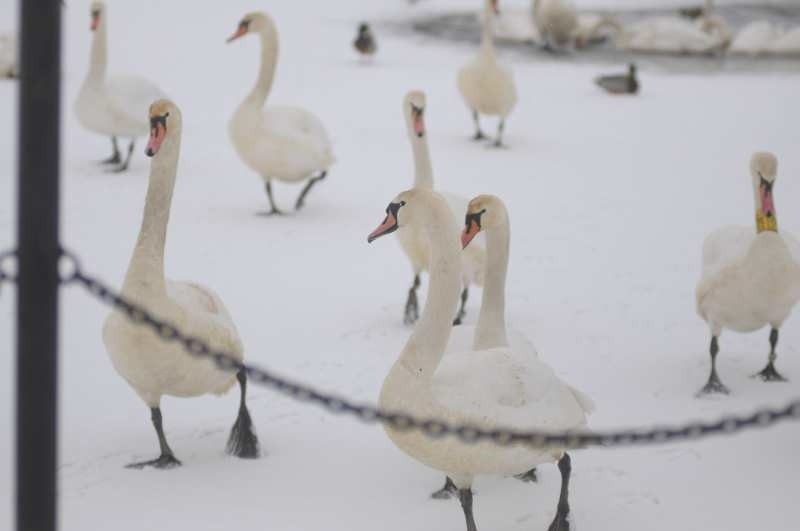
[
  {"left": 367, "top": 211, "right": 399, "bottom": 243},
  {"left": 227, "top": 24, "right": 248, "bottom": 43},
  {"left": 90, "top": 11, "right": 100, "bottom": 31},
  {"left": 145, "top": 119, "right": 167, "bottom": 157},
  {"left": 461, "top": 214, "right": 482, "bottom": 249}
]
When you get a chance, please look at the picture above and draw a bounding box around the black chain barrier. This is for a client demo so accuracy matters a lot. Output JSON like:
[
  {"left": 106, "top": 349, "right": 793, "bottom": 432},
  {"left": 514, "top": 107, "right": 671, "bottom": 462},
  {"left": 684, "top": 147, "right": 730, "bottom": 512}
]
[{"left": 4, "top": 247, "right": 800, "bottom": 449}]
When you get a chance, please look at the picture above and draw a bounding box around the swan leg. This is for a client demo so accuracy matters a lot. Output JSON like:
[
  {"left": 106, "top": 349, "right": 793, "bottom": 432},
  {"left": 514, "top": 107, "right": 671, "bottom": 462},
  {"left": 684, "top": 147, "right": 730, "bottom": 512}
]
[
  {"left": 125, "top": 407, "right": 182, "bottom": 470},
  {"left": 99, "top": 136, "right": 121, "bottom": 165},
  {"left": 404, "top": 274, "right": 421, "bottom": 325},
  {"left": 261, "top": 181, "right": 284, "bottom": 216},
  {"left": 471, "top": 111, "right": 486, "bottom": 141},
  {"left": 457, "top": 488, "right": 479, "bottom": 531},
  {"left": 453, "top": 286, "right": 468, "bottom": 326},
  {"left": 226, "top": 369, "right": 261, "bottom": 458},
  {"left": 294, "top": 171, "right": 328, "bottom": 211},
  {"left": 547, "top": 453, "right": 572, "bottom": 531},
  {"left": 491, "top": 119, "right": 506, "bottom": 148},
  {"left": 110, "top": 139, "right": 135, "bottom": 173},
  {"left": 755, "top": 328, "right": 787, "bottom": 382},
  {"left": 698, "top": 336, "right": 729, "bottom": 395},
  {"left": 514, "top": 467, "right": 538, "bottom": 483},
  {"left": 430, "top": 476, "right": 458, "bottom": 500}
]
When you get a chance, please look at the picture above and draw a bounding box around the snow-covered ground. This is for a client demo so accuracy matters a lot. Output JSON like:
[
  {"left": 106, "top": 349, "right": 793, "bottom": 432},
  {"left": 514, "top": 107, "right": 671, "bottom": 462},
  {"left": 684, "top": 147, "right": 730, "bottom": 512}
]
[{"left": 1, "top": 1, "right": 799, "bottom": 530}]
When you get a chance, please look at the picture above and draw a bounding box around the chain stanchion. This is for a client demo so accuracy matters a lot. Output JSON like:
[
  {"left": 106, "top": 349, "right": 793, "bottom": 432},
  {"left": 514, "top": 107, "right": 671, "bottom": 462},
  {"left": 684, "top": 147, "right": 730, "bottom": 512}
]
[{"left": 60, "top": 249, "right": 800, "bottom": 450}]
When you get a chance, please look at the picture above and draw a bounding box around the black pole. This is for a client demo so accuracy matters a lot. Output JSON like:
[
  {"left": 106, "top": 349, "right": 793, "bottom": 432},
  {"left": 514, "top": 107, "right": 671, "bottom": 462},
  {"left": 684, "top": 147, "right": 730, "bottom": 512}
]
[{"left": 16, "top": 1, "right": 61, "bottom": 530}]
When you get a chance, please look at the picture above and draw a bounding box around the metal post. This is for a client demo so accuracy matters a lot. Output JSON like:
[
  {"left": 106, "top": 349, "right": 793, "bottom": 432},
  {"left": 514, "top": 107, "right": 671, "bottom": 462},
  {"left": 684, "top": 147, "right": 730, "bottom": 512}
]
[{"left": 16, "top": 1, "right": 61, "bottom": 530}]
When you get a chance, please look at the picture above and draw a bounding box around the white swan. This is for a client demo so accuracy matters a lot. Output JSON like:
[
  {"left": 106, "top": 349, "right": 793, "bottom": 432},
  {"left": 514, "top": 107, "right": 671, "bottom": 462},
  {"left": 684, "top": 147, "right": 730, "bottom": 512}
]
[
  {"left": 457, "top": 0, "right": 517, "bottom": 147},
  {"left": 0, "top": 32, "right": 17, "bottom": 79},
  {"left": 696, "top": 152, "right": 800, "bottom": 395},
  {"left": 103, "top": 99, "right": 260, "bottom": 468},
  {"left": 368, "top": 188, "right": 592, "bottom": 531},
  {"left": 532, "top": 0, "right": 578, "bottom": 49},
  {"left": 730, "top": 21, "right": 800, "bottom": 57},
  {"left": 227, "top": 12, "right": 335, "bottom": 215},
  {"left": 396, "top": 91, "right": 486, "bottom": 326},
  {"left": 74, "top": 2, "right": 166, "bottom": 172}
]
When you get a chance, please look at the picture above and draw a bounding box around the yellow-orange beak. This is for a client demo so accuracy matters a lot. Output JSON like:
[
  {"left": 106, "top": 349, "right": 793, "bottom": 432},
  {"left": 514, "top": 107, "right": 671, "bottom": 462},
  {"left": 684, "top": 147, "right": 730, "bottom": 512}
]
[
  {"left": 461, "top": 219, "right": 481, "bottom": 249},
  {"left": 227, "top": 24, "right": 248, "bottom": 43}
]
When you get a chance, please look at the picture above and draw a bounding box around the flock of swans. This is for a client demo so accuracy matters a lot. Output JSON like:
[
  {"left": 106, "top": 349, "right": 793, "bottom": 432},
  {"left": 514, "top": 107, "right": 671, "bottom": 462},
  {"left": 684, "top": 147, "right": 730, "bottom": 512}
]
[{"left": 5, "top": 1, "right": 799, "bottom": 530}]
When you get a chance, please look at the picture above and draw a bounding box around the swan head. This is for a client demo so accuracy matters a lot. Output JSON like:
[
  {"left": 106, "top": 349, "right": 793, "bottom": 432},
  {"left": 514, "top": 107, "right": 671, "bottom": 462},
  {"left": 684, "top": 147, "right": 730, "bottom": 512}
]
[
  {"left": 462, "top": 195, "right": 507, "bottom": 248},
  {"left": 89, "top": 1, "right": 105, "bottom": 32},
  {"left": 145, "top": 99, "right": 181, "bottom": 158},
  {"left": 751, "top": 151, "right": 778, "bottom": 221},
  {"left": 367, "top": 189, "right": 446, "bottom": 243},
  {"left": 227, "top": 12, "right": 272, "bottom": 43},
  {"left": 403, "top": 90, "right": 426, "bottom": 138},
  {"left": 486, "top": 0, "right": 500, "bottom": 16}
]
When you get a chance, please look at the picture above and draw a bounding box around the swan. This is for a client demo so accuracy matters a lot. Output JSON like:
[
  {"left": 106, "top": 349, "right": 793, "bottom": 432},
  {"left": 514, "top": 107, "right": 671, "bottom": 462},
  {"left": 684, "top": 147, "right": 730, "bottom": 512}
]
[
  {"left": 395, "top": 91, "right": 486, "bottom": 326},
  {"left": 0, "top": 32, "right": 17, "bottom": 79},
  {"left": 103, "top": 99, "right": 260, "bottom": 468},
  {"left": 227, "top": 12, "right": 335, "bottom": 215},
  {"left": 457, "top": 0, "right": 517, "bottom": 147},
  {"left": 368, "top": 188, "right": 592, "bottom": 531},
  {"left": 730, "top": 21, "right": 800, "bottom": 57},
  {"left": 74, "top": 2, "right": 166, "bottom": 172},
  {"left": 532, "top": 0, "right": 578, "bottom": 50},
  {"left": 695, "top": 152, "right": 800, "bottom": 395}
]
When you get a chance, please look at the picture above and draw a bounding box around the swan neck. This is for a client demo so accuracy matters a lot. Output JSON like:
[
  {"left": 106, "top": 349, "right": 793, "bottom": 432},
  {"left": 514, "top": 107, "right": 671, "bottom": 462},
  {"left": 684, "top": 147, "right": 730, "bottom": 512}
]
[
  {"left": 410, "top": 134, "right": 434, "bottom": 189},
  {"left": 122, "top": 134, "right": 181, "bottom": 298},
  {"left": 88, "top": 19, "right": 107, "bottom": 82},
  {"left": 246, "top": 29, "right": 278, "bottom": 106},
  {"left": 473, "top": 221, "right": 510, "bottom": 350},
  {"left": 480, "top": 4, "right": 496, "bottom": 57},
  {"left": 399, "top": 205, "right": 462, "bottom": 377}
]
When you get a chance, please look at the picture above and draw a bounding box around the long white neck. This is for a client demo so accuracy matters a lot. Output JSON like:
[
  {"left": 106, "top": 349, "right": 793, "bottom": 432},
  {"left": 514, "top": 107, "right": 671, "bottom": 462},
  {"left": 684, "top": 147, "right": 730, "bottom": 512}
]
[
  {"left": 473, "top": 218, "right": 510, "bottom": 350},
  {"left": 408, "top": 128, "right": 433, "bottom": 190},
  {"left": 122, "top": 132, "right": 181, "bottom": 300},
  {"left": 480, "top": 2, "right": 496, "bottom": 59},
  {"left": 398, "top": 199, "right": 463, "bottom": 377},
  {"left": 245, "top": 27, "right": 279, "bottom": 107},
  {"left": 87, "top": 18, "right": 107, "bottom": 83}
]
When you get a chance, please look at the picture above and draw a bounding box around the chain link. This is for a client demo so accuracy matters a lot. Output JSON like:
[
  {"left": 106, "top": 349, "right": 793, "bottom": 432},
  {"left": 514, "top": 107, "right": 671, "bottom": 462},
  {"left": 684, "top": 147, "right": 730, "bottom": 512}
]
[{"left": 45, "top": 248, "right": 800, "bottom": 448}]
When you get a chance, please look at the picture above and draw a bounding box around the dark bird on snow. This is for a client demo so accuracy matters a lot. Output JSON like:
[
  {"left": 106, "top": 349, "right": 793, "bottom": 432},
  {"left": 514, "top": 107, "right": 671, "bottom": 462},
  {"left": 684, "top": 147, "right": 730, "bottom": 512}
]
[
  {"left": 595, "top": 63, "right": 639, "bottom": 95},
  {"left": 354, "top": 22, "right": 377, "bottom": 57}
]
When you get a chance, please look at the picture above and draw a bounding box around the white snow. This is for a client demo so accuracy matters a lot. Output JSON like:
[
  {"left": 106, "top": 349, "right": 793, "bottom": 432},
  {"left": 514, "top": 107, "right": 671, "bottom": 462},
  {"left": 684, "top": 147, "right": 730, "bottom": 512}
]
[{"left": 1, "top": 1, "right": 799, "bottom": 530}]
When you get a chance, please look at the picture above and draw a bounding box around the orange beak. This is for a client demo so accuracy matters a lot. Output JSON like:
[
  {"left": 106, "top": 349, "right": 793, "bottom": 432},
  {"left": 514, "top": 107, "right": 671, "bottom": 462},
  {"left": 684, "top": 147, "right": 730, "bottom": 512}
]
[
  {"left": 492, "top": 0, "right": 500, "bottom": 15},
  {"left": 367, "top": 211, "right": 399, "bottom": 243},
  {"left": 145, "top": 122, "right": 167, "bottom": 157},
  {"left": 461, "top": 219, "right": 481, "bottom": 249},
  {"left": 90, "top": 13, "right": 100, "bottom": 31},
  {"left": 227, "top": 24, "right": 248, "bottom": 43}
]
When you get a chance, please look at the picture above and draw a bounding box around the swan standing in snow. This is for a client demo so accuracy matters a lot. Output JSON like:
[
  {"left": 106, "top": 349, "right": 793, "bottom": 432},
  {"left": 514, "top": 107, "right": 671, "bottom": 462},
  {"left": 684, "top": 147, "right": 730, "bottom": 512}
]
[
  {"left": 431, "top": 195, "right": 573, "bottom": 499},
  {"left": 0, "top": 32, "right": 17, "bottom": 79},
  {"left": 227, "top": 12, "right": 335, "bottom": 215},
  {"left": 103, "top": 100, "right": 260, "bottom": 468},
  {"left": 532, "top": 0, "right": 578, "bottom": 50},
  {"left": 74, "top": 2, "right": 166, "bottom": 172},
  {"left": 696, "top": 152, "right": 800, "bottom": 395},
  {"left": 457, "top": 0, "right": 517, "bottom": 147},
  {"left": 396, "top": 91, "right": 486, "bottom": 326},
  {"left": 368, "top": 188, "right": 592, "bottom": 531},
  {"left": 730, "top": 20, "right": 800, "bottom": 57}
]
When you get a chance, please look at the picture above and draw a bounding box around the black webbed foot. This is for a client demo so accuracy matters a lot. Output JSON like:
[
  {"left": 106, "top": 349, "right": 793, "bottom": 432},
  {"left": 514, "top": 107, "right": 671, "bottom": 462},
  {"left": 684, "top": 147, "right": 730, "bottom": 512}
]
[
  {"left": 514, "top": 467, "right": 538, "bottom": 483},
  {"left": 126, "top": 453, "right": 182, "bottom": 470},
  {"left": 430, "top": 476, "right": 457, "bottom": 499},
  {"left": 754, "top": 363, "right": 787, "bottom": 383}
]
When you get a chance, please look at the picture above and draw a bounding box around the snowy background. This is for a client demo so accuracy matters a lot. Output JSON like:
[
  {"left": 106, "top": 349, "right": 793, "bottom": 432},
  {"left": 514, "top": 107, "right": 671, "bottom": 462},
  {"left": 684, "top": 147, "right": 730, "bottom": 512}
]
[{"left": 1, "top": 0, "right": 800, "bottom": 530}]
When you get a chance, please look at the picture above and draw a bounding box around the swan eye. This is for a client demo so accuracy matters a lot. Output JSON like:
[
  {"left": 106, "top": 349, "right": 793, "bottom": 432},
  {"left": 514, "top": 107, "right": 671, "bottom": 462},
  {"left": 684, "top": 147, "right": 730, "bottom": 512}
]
[
  {"left": 465, "top": 208, "right": 486, "bottom": 229},
  {"left": 240, "top": 20, "right": 251, "bottom": 30},
  {"left": 149, "top": 113, "right": 169, "bottom": 130}
]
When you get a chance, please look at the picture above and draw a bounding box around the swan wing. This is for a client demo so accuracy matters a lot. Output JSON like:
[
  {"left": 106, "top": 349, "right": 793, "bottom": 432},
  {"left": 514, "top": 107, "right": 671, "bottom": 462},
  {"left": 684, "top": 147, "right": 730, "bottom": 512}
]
[
  {"left": 167, "top": 281, "right": 244, "bottom": 359},
  {"left": 105, "top": 75, "right": 167, "bottom": 127},
  {"left": 260, "top": 106, "right": 333, "bottom": 161},
  {"left": 432, "top": 348, "right": 589, "bottom": 431}
]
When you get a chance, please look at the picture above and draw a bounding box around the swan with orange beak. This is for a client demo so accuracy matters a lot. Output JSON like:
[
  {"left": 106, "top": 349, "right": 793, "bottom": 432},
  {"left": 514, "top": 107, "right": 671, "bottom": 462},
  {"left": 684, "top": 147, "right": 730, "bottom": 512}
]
[{"left": 696, "top": 152, "right": 800, "bottom": 395}]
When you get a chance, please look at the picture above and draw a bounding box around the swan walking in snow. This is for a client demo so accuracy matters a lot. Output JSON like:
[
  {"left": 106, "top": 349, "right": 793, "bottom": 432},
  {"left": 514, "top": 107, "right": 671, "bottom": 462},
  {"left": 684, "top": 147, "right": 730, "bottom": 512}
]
[
  {"left": 696, "top": 152, "right": 800, "bottom": 395},
  {"left": 458, "top": 0, "right": 517, "bottom": 147},
  {"left": 227, "top": 12, "right": 335, "bottom": 215},
  {"left": 395, "top": 91, "right": 485, "bottom": 326},
  {"left": 103, "top": 100, "right": 260, "bottom": 468},
  {"left": 74, "top": 2, "right": 166, "bottom": 172},
  {"left": 368, "top": 188, "right": 592, "bottom": 531}
]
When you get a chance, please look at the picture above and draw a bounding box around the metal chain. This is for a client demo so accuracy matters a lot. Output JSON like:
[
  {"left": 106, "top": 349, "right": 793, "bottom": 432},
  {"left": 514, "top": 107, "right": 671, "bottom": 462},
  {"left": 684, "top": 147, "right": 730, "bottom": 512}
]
[{"left": 53, "top": 248, "right": 800, "bottom": 449}]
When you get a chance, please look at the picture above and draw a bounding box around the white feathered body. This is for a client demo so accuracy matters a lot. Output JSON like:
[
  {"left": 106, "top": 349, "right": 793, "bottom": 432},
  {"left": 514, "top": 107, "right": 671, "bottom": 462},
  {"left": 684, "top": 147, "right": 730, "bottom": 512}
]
[
  {"left": 730, "top": 21, "right": 800, "bottom": 56},
  {"left": 103, "top": 280, "right": 243, "bottom": 408},
  {"left": 533, "top": 0, "right": 578, "bottom": 47},
  {"left": 229, "top": 103, "right": 334, "bottom": 183},
  {"left": 380, "top": 346, "right": 592, "bottom": 480},
  {"left": 396, "top": 191, "right": 486, "bottom": 287},
  {"left": 696, "top": 227, "right": 800, "bottom": 335},
  {"left": 620, "top": 16, "right": 729, "bottom": 54},
  {"left": 75, "top": 75, "right": 164, "bottom": 138},
  {"left": 457, "top": 54, "right": 517, "bottom": 118}
]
